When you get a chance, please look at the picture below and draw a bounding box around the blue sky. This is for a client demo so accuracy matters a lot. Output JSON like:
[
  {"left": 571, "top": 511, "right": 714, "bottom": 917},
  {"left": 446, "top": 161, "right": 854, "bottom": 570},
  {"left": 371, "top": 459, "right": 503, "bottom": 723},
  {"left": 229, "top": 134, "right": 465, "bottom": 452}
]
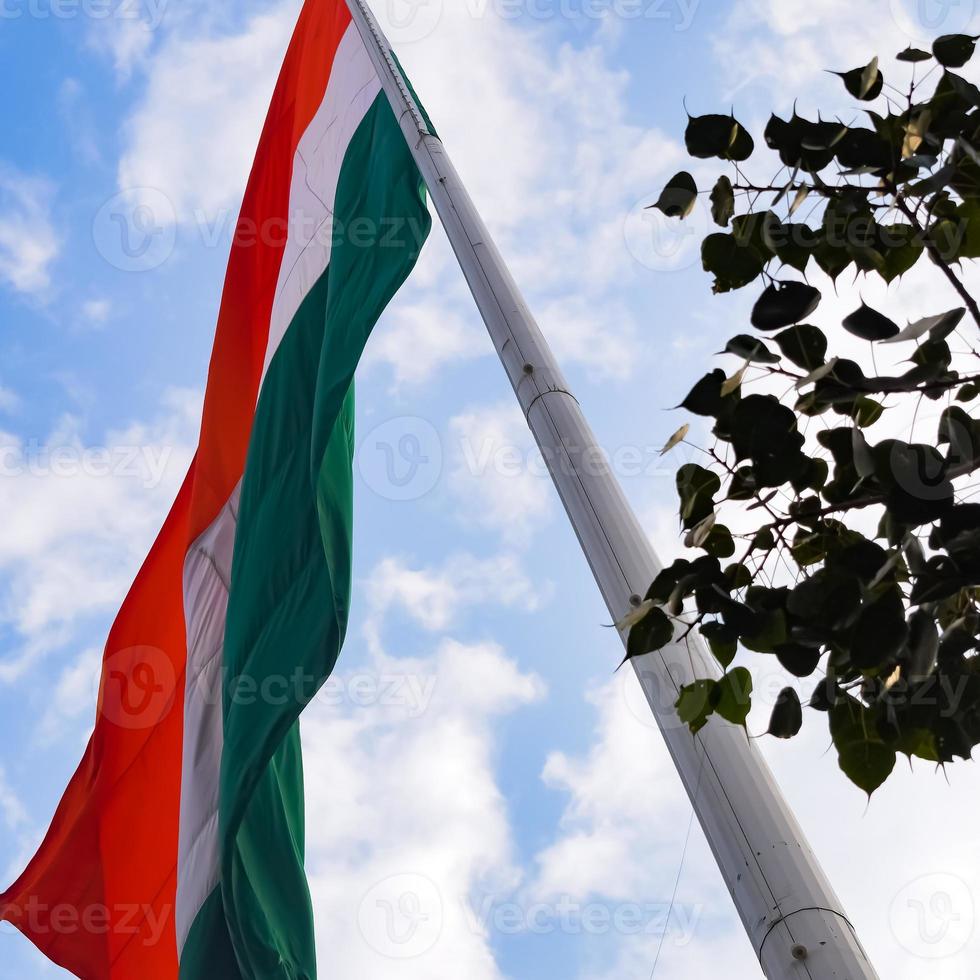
[{"left": 1, "top": 0, "right": 979, "bottom": 977}]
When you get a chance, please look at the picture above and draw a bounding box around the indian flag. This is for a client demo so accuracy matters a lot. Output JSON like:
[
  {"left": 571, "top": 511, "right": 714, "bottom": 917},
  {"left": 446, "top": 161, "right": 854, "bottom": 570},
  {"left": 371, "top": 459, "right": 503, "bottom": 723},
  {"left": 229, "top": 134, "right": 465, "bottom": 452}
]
[{"left": 0, "top": 2, "right": 430, "bottom": 977}]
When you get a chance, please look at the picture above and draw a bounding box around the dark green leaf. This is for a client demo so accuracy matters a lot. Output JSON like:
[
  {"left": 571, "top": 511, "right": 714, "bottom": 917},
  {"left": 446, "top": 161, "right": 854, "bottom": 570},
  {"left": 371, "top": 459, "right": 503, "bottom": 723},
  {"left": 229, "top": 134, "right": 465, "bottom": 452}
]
[
  {"left": 814, "top": 235, "right": 853, "bottom": 281},
  {"left": 835, "top": 58, "right": 884, "bottom": 101},
  {"left": 897, "top": 46, "right": 932, "bottom": 63},
  {"left": 852, "top": 397, "right": 884, "bottom": 427},
  {"left": 653, "top": 171, "right": 698, "bottom": 219},
  {"left": 715, "top": 668, "right": 753, "bottom": 726},
  {"left": 837, "top": 740, "right": 896, "bottom": 796},
  {"left": 732, "top": 211, "right": 779, "bottom": 258},
  {"left": 625, "top": 607, "right": 674, "bottom": 663},
  {"left": 723, "top": 334, "right": 780, "bottom": 363},
  {"left": 751, "top": 282, "right": 822, "bottom": 330},
  {"left": 773, "top": 223, "right": 816, "bottom": 274},
  {"left": 910, "top": 556, "right": 966, "bottom": 605},
  {"left": 677, "top": 464, "right": 722, "bottom": 529},
  {"left": 907, "top": 609, "right": 939, "bottom": 680},
  {"left": 879, "top": 224, "right": 923, "bottom": 283},
  {"left": 842, "top": 303, "right": 900, "bottom": 341},
  {"left": 710, "top": 175, "right": 735, "bottom": 226},
  {"left": 851, "top": 588, "right": 909, "bottom": 670},
  {"left": 680, "top": 369, "right": 725, "bottom": 416},
  {"left": 775, "top": 644, "right": 822, "bottom": 678},
  {"left": 741, "top": 609, "right": 788, "bottom": 654},
  {"left": 933, "top": 34, "right": 979, "bottom": 69},
  {"left": 702, "top": 523, "right": 736, "bottom": 559},
  {"left": 787, "top": 569, "right": 862, "bottom": 629},
  {"left": 676, "top": 679, "right": 717, "bottom": 734},
  {"left": 686, "top": 113, "right": 754, "bottom": 161},
  {"left": 701, "top": 622, "right": 738, "bottom": 669},
  {"left": 646, "top": 560, "right": 693, "bottom": 603},
  {"left": 775, "top": 324, "right": 827, "bottom": 370},
  {"left": 939, "top": 405, "right": 980, "bottom": 465},
  {"left": 701, "top": 234, "right": 766, "bottom": 292},
  {"left": 768, "top": 688, "right": 803, "bottom": 738}
]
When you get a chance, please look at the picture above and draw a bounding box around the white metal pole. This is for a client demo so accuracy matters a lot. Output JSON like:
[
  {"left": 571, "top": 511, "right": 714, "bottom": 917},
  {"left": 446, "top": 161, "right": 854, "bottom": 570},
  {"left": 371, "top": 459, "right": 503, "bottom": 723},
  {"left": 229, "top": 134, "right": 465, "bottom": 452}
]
[{"left": 345, "top": 3, "right": 880, "bottom": 977}]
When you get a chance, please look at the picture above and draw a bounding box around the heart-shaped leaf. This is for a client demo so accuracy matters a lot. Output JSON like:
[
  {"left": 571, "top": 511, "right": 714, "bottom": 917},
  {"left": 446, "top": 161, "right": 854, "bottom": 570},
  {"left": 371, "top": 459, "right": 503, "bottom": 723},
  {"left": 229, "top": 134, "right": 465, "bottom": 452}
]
[
  {"left": 723, "top": 334, "right": 780, "bottom": 363},
  {"left": 768, "top": 688, "right": 803, "bottom": 738},
  {"left": 715, "top": 668, "right": 754, "bottom": 727},
  {"left": 623, "top": 608, "right": 674, "bottom": 669},
  {"left": 676, "top": 679, "right": 718, "bottom": 734},
  {"left": 842, "top": 303, "right": 900, "bottom": 341},
  {"left": 701, "top": 234, "right": 766, "bottom": 292},
  {"left": 837, "top": 740, "right": 896, "bottom": 797},
  {"left": 652, "top": 171, "right": 698, "bottom": 218},
  {"left": 775, "top": 324, "right": 827, "bottom": 369},
  {"left": 933, "top": 34, "right": 979, "bottom": 68},
  {"left": 835, "top": 57, "right": 883, "bottom": 100},
  {"left": 686, "top": 113, "right": 754, "bottom": 161},
  {"left": 751, "top": 282, "right": 822, "bottom": 330}
]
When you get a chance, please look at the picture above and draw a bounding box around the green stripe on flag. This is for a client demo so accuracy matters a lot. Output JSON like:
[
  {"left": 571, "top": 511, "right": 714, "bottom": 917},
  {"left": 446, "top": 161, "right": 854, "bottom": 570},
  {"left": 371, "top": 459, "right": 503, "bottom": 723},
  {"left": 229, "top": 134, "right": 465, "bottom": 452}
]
[{"left": 180, "top": 90, "right": 431, "bottom": 980}]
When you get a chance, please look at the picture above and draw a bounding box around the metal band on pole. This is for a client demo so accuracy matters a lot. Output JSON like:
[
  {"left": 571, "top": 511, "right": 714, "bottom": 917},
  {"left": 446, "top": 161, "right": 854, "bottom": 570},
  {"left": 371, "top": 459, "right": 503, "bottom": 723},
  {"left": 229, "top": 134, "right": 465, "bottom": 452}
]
[{"left": 345, "top": 3, "right": 879, "bottom": 977}]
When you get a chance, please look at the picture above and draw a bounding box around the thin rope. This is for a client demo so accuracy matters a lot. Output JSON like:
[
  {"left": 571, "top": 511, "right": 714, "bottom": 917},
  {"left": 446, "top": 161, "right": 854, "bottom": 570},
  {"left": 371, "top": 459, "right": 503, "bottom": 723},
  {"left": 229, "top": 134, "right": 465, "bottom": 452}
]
[{"left": 649, "top": 749, "right": 706, "bottom": 979}]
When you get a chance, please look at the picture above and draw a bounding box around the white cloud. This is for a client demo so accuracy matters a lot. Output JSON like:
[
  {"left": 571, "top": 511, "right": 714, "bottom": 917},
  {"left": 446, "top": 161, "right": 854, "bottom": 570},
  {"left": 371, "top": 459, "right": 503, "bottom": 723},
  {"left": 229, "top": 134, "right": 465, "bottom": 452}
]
[
  {"left": 530, "top": 674, "right": 702, "bottom": 902},
  {"left": 38, "top": 647, "right": 103, "bottom": 746},
  {"left": 81, "top": 297, "right": 113, "bottom": 326},
  {"left": 525, "top": 666, "right": 980, "bottom": 980},
  {"left": 57, "top": 78, "right": 102, "bottom": 167},
  {"left": 363, "top": 550, "right": 552, "bottom": 659},
  {"left": 0, "top": 388, "right": 199, "bottom": 682},
  {"left": 448, "top": 401, "right": 554, "bottom": 545},
  {"left": 522, "top": 672, "right": 759, "bottom": 978},
  {"left": 362, "top": 266, "right": 489, "bottom": 388},
  {"left": 114, "top": 1, "right": 675, "bottom": 389},
  {"left": 375, "top": 3, "right": 677, "bottom": 383},
  {"left": 715, "top": 0, "right": 980, "bottom": 106},
  {"left": 0, "top": 765, "right": 28, "bottom": 831},
  {"left": 536, "top": 296, "right": 639, "bottom": 382},
  {"left": 0, "top": 167, "right": 60, "bottom": 298},
  {"left": 303, "top": 638, "right": 545, "bottom": 980},
  {"left": 0, "top": 384, "right": 19, "bottom": 414},
  {"left": 117, "top": 6, "right": 297, "bottom": 221}
]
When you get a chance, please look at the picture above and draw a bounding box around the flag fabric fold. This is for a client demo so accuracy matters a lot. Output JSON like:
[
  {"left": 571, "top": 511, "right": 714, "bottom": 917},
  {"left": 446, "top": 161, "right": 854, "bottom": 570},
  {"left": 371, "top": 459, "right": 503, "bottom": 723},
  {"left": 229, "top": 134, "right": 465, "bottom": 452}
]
[{"left": 0, "top": 2, "right": 431, "bottom": 977}]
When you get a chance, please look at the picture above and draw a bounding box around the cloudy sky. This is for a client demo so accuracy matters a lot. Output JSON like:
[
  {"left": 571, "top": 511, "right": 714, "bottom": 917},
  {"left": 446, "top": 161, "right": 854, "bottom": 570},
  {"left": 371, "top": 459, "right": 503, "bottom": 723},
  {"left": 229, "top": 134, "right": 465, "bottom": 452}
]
[{"left": 1, "top": 0, "right": 979, "bottom": 977}]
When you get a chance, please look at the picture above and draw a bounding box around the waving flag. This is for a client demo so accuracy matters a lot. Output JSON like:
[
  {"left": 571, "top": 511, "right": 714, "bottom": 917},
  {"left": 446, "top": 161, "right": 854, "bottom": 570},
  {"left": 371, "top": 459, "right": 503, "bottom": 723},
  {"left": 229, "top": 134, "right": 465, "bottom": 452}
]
[{"left": 0, "top": 2, "right": 430, "bottom": 977}]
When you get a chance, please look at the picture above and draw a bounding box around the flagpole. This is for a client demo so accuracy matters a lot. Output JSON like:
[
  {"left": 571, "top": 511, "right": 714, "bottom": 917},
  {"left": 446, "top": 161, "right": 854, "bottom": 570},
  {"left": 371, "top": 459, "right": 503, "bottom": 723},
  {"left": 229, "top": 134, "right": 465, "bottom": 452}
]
[{"left": 345, "top": 3, "right": 879, "bottom": 977}]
